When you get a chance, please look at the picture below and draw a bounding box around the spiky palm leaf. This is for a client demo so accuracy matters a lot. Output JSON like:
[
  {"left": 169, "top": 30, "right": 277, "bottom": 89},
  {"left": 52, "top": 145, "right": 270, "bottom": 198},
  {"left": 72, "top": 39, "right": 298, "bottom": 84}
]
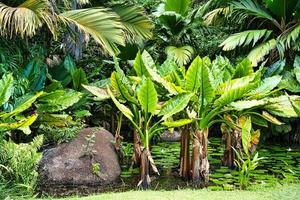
[
  {"left": 113, "top": 6, "right": 153, "bottom": 42},
  {"left": 219, "top": 29, "right": 272, "bottom": 51},
  {"left": 247, "top": 39, "right": 277, "bottom": 66},
  {"left": 165, "top": 45, "right": 194, "bottom": 66},
  {"left": 0, "top": 0, "right": 56, "bottom": 38},
  {"left": 59, "top": 8, "right": 124, "bottom": 56}
]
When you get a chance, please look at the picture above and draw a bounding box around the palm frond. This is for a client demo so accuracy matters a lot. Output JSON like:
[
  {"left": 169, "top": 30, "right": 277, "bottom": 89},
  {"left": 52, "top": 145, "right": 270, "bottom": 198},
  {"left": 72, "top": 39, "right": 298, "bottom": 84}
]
[
  {"left": 230, "top": 0, "right": 274, "bottom": 21},
  {"left": 58, "top": 8, "right": 125, "bottom": 56},
  {"left": 204, "top": 7, "right": 231, "bottom": 25},
  {"left": 0, "top": 0, "right": 56, "bottom": 38},
  {"left": 247, "top": 39, "right": 277, "bottom": 66},
  {"left": 113, "top": 6, "right": 153, "bottom": 42},
  {"left": 220, "top": 29, "right": 272, "bottom": 51},
  {"left": 284, "top": 23, "right": 300, "bottom": 49},
  {"left": 165, "top": 45, "right": 194, "bottom": 66}
]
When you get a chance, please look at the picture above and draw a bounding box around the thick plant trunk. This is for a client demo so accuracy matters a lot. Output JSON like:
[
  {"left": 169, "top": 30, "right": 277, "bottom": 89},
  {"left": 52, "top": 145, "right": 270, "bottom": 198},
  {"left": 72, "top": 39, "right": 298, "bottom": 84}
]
[
  {"left": 191, "top": 128, "right": 209, "bottom": 187},
  {"left": 180, "top": 125, "right": 190, "bottom": 179},
  {"left": 138, "top": 148, "right": 151, "bottom": 189},
  {"left": 221, "top": 125, "right": 235, "bottom": 168},
  {"left": 132, "top": 129, "right": 142, "bottom": 165}
]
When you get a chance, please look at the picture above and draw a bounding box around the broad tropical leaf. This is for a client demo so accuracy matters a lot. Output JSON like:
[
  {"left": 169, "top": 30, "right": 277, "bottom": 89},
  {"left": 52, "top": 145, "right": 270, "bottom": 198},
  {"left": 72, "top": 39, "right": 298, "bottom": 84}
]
[
  {"left": 107, "top": 87, "right": 133, "bottom": 121},
  {"left": 215, "top": 75, "right": 256, "bottom": 106},
  {"left": 159, "top": 93, "right": 194, "bottom": 120},
  {"left": 137, "top": 78, "right": 158, "bottom": 114},
  {"left": 37, "top": 90, "right": 82, "bottom": 113},
  {"left": 59, "top": 8, "right": 124, "bottom": 56},
  {"left": 262, "top": 111, "right": 283, "bottom": 125},
  {"left": 239, "top": 116, "right": 251, "bottom": 155},
  {"left": 0, "top": 114, "right": 38, "bottom": 135},
  {"left": 133, "top": 51, "right": 149, "bottom": 77},
  {"left": 233, "top": 58, "right": 254, "bottom": 78},
  {"left": 220, "top": 29, "right": 272, "bottom": 51},
  {"left": 164, "top": 0, "right": 191, "bottom": 16},
  {"left": 38, "top": 114, "right": 73, "bottom": 127},
  {"left": 162, "top": 119, "right": 192, "bottom": 128},
  {"left": 264, "top": 95, "right": 300, "bottom": 118},
  {"left": 0, "top": 73, "right": 13, "bottom": 107},
  {"left": 247, "top": 75, "right": 282, "bottom": 98},
  {"left": 82, "top": 84, "right": 110, "bottom": 101},
  {"left": 1, "top": 92, "right": 44, "bottom": 119},
  {"left": 165, "top": 46, "right": 194, "bottom": 66}
]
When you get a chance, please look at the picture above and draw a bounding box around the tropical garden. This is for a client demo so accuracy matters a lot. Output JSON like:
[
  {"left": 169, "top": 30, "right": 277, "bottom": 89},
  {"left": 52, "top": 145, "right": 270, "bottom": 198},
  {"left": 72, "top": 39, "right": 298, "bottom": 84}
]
[{"left": 0, "top": 0, "right": 300, "bottom": 199}]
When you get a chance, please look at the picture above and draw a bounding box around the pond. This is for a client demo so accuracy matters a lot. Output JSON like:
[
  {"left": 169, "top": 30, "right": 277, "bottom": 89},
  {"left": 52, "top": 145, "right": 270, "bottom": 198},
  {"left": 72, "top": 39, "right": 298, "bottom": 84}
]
[{"left": 120, "top": 137, "right": 300, "bottom": 190}]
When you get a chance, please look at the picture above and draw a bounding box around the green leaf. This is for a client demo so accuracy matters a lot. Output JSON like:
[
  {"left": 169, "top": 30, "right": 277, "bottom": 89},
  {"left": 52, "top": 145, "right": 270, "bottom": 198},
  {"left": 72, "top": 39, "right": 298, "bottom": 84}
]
[
  {"left": 233, "top": 58, "right": 254, "bottom": 78},
  {"left": 165, "top": 45, "right": 194, "bottom": 66},
  {"left": 215, "top": 75, "right": 256, "bottom": 106},
  {"left": 37, "top": 90, "right": 82, "bottom": 113},
  {"left": 164, "top": 0, "right": 191, "bottom": 16},
  {"left": 0, "top": 114, "right": 38, "bottom": 135},
  {"left": 38, "top": 114, "right": 74, "bottom": 127},
  {"left": 162, "top": 119, "right": 192, "bottom": 128},
  {"left": 1, "top": 92, "right": 44, "bottom": 119},
  {"left": 133, "top": 51, "right": 149, "bottom": 77},
  {"left": 110, "top": 71, "right": 137, "bottom": 104},
  {"left": 264, "top": 95, "right": 300, "bottom": 118},
  {"left": 220, "top": 29, "right": 272, "bottom": 51},
  {"left": 107, "top": 87, "right": 133, "bottom": 121},
  {"left": 159, "top": 93, "right": 194, "bottom": 120},
  {"left": 82, "top": 84, "right": 110, "bottom": 101},
  {"left": 72, "top": 68, "right": 88, "bottom": 91},
  {"left": 240, "top": 116, "right": 251, "bottom": 155},
  {"left": 247, "top": 39, "right": 277, "bottom": 66},
  {"left": 262, "top": 111, "right": 283, "bottom": 125},
  {"left": 185, "top": 56, "right": 202, "bottom": 92},
  {"left": 59, "top": 8, "right": 124, "bottom": 56},
  {"left": 0, "top": 73, "right": 13, "bottom": 107},
  {"left": 137, "top": 78, "right": 158, "bottom": 114},
  {"left": 248, "top": 75, "right": 282, "bottom": 98}
]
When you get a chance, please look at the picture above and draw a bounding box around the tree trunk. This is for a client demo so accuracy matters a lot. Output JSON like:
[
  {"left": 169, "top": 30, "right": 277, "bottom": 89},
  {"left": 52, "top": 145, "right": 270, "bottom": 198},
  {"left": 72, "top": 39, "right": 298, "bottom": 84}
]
[
  {"left": 132, "top": 129, "right": 142, "bottom": 165},
  {"left": 191, "top": 128, "right": 209, "bottom": 187},
  {"left": 221, "top": 125, "right": 235, "bottom": 168},
  {"left": 138, "top": 148, "right": 151, "bottom": 189},
  {"left": 179, "top": 125, "right": 190, "bottom": 179}
]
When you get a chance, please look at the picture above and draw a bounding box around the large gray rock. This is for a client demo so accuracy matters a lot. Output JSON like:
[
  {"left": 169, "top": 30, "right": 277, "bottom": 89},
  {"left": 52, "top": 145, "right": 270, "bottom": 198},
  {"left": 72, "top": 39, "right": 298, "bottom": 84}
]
[{"left": 38, "top": 128, "right": 121, "bottom": 190}]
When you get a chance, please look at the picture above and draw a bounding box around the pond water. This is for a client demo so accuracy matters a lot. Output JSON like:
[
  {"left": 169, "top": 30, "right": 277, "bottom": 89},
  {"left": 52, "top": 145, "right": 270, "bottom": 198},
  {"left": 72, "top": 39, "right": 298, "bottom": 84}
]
[{"left": 120, "top": 137, "right": 300, "bottom": 190}]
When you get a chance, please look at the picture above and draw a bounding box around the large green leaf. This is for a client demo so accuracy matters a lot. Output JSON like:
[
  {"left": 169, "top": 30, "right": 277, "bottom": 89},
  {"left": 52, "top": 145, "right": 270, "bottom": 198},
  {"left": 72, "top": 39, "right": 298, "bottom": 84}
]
[
  {"left": 111, "top": 71, "right": 137, "bottom": 104},
  {"left": 137, "top": 78, "right": 158, "bottom": 114},
  {"left": 240, "top": 116, "right": 251, "bottom": 155},
  {"left": 185, "top": 56, "right": 202, "bottom": 92},
  {"left": 0, "top": 114, "right": 38, "bottom": 135},
  {"left": 247, "top": 75, "right": 282, "bottom": 98},
  {"left": 82, "top": 84, "right": 110, "bottom": 101},
  {"left": 162, "top": 119, "right": 192, "bottom": 128},
  {"left": 159, "top": 93, "right": 194, "bottom": 120},
  {"left": 264, "top": 95, "right": 300, "bottom": 118},
  {"left": 233, "top": 58, "right": 254, "bottom": 78},
  {"left": 215, "top": 75, "right": 256, "bottom": 106},
  {"left": 37, "top": 90, "right": 82, "bottom": 113},
  {"left": 133, "top": 51, "right": 149, "bottom": 77},
  {"left": 164, "top": 0, "right": 191, "bottom": 16},
  {"left": 264, "top": 0, "right": 299, "bottom": 20},
  {"left": 107, "top": 87, "right": 133, "bottom": 121},
  {"left": 0, "top": 73, "right": 13, "bottom": 107},
  {"left": 72, "top": 68, "right": 88, "bottom": 91},
  {"left": 1, "top": 92, "right": 44, "bottom": 119}
]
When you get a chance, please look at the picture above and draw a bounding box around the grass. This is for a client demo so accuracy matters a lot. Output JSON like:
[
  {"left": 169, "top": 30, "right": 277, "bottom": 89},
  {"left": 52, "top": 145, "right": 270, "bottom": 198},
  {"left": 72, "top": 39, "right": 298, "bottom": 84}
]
[{"left": 38, "top": 184, "right": 300, "bottom": 200}]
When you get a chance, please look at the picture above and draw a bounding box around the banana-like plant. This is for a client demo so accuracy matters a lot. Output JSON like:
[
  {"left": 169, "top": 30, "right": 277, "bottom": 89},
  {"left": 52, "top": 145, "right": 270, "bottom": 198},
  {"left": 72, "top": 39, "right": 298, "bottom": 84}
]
[
  {"left": 84, "top": 54, "right": 193, "bottom": 188},
  {"left": 216, "top": 0, "right": 300, "bottom": 66},
  {"left": 141, "top": 53, "right": 300, "bottom": 186},
  {"left": 0, "top": 0, "right": 153, "bottom": 56},
  {"left": 0, "top": 73, "right": 82, "bottom": 135}
]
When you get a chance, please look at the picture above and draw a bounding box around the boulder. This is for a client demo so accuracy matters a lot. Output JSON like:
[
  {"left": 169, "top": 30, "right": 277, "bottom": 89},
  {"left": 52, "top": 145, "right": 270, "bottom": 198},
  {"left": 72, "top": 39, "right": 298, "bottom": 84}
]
[
  {"left": 161, "top": 130, "right": 181, "bottom": 142},
  {"left": 38, "top": 128, "right": 121, "bottom": 190}
]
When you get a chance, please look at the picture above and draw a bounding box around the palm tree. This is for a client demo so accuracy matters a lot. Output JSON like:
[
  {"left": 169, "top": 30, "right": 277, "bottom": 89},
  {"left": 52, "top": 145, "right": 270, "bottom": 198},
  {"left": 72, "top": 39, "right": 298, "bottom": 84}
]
[
  {"left": 0, "top": 0, "right": 153, "bottom": 56},
  {"left": 211, "top": 0, "right": 300, "bottom": 66}
]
